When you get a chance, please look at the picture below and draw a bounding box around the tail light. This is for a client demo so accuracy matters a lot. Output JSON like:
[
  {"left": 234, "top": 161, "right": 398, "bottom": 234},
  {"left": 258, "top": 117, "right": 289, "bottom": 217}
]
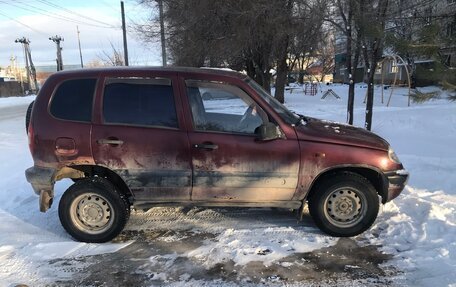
[{"left": 28, "top": 123, "right": 35, "bottom": 154}]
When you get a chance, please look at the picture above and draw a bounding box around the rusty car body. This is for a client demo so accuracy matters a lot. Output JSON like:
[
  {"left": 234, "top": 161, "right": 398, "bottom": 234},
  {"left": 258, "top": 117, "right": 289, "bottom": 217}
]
[{"left": 25, "top": 67, "right": 408, "bottom": 242}]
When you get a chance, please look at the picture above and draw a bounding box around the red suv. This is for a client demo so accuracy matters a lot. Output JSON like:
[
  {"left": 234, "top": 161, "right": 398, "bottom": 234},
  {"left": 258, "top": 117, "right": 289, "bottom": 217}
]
[{"left": 25, "top": 67, "right": 408, "bottom": 242}]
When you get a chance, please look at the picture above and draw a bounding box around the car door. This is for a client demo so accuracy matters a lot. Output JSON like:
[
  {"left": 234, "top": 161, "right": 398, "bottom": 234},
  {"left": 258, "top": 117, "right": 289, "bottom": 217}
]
[
  {"left": 91, "top": 74, "right": 192, "bottom": 202},
  {"left": 183, "top": 79, "right": 300, "bottom": 203}
]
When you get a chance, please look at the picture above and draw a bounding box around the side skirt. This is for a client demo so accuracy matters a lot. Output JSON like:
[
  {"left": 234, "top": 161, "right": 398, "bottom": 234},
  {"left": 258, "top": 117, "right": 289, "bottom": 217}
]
[{"left": 133, "top": 200, "right": 302, "bottom": 211}]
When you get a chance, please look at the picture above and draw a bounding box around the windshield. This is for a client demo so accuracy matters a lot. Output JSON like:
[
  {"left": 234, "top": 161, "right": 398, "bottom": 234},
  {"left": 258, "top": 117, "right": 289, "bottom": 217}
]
[{"left": 245, "top": 78, "right": 299, "bottom": 125}]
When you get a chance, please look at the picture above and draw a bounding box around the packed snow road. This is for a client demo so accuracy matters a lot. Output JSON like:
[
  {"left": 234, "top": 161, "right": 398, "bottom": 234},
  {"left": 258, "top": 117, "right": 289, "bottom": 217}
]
[
  {"left": 0, "top": 85, "right": 455, "bottom": 286},
  {"left": 0, "top": 104, "right": 28, "bottom": 122}
]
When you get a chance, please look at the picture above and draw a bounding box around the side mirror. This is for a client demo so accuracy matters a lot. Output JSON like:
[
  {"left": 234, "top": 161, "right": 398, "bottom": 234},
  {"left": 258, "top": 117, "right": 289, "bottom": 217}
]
[{"left": 255, "top": 122, "right": 283, "bottom": 141}]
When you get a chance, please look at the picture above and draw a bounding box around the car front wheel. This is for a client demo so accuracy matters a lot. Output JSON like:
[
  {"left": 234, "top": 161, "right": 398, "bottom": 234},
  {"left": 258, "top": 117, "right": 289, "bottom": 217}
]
[
  {"left": 308, "top": 172, "right": 379, "bottom": 237},
  {"left": 58, "top": 177, "right": 130, "bottom": 243}
]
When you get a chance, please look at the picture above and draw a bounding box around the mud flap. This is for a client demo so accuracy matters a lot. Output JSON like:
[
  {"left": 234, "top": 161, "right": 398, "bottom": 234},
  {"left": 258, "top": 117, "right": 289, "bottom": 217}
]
[
  {"left": 39, "top": 190, "right": 54, "bottom": 212},
  {"left": 296, "top": 201, "right": 308, "bottom": 221}
]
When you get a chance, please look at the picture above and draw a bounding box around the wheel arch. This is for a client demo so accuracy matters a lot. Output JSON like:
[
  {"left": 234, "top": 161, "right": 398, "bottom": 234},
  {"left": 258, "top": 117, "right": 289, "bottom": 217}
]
[
  {"left": 306, "top": 165, "right": 389, "bottom": 204},
  {"left": 54, "top": 165, "right": 133, "bottom": 200}
]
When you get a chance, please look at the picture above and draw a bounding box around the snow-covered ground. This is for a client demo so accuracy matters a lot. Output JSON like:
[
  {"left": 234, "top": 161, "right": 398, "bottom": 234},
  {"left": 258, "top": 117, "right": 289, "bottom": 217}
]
[{"left": 0, "top": 84, "right": 454, "bottom": 286}]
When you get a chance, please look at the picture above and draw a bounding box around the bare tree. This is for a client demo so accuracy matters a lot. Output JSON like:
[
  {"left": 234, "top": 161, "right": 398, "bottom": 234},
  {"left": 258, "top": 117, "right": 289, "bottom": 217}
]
[
  {"left": 326, "top": 0, "right": 363, "bottom": 125},
  {"left": 136, "top": 0, "right": 329, "bottom": 102},
  {"left": 358, "top": 0, "right": 390, "bottom": 131},
  {"left": 327, "top": 0, "right": 392, "bottom": 129},
  {"left": 316, "top": 31, "right": 336, "bottom": 82},
  {"left": 275, "top": 0, "right": 328, "bottom": 103},
  {"left": 85, "top": 59, "right": 106, "bottom": 67},
  {"left": 97, "top": 42, "right": 124, "bottom": 66},
  {"left": 385, "top": 0, "right": 453, "bottom": 87}
]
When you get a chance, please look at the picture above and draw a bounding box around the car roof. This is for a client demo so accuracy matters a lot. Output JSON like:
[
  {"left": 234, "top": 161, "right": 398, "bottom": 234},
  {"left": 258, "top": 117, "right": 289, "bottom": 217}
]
[{"left": 51, "top": 66, "right": 248, "bottom": 80}]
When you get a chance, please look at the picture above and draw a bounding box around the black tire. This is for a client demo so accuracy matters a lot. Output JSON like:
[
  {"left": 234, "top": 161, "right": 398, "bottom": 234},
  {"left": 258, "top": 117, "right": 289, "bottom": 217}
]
[
  {"left": 308, "top": 172, "right": 379, "bottom": 237},
  {"left": 25, "top": 100, "right": 34, "bottom": 134},
  {"left": 58, "top": 177, "right": 130, "bottom": 243}
]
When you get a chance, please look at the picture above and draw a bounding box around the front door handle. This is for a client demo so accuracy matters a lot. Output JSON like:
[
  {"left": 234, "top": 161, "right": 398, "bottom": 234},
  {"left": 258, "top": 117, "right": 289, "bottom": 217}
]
[
  {"left": 97, "top": 138, "right": 124, "bottom": 146},
  {"left": 194, "top": 143, "right": 218, "bottom": 150}
]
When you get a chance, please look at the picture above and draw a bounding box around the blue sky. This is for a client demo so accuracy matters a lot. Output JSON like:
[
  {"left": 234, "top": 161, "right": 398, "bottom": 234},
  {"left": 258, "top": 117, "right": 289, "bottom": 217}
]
[{"left": 0, "top": 0, "right": 161, "bottom": 68}]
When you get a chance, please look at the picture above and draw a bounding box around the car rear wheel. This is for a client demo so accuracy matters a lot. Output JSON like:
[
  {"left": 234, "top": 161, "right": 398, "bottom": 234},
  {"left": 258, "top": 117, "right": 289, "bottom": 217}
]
[
  {"left": 59, "top": 177, "right": 130, "bottom": 243},
  {"left": 308, "top": 172, "right": 379, "bottom": 237}
]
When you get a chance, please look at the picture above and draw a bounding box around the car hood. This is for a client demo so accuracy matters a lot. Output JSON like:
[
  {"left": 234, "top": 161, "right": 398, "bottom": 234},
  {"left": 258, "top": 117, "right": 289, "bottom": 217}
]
[{"left": 294, "top": 117, "right": 389, "bottom": 151}]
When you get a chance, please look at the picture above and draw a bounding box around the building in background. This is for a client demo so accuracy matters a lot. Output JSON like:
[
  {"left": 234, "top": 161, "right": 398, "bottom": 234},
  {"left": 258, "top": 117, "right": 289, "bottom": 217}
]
[
  {"left": 35, "top": 64, "right": 80, "bottom": 86},
  {"left": 333, "top": 0, "right": 456, "bottom": 86},
  {"left": 0, "top": 54, "right": 81, "bottom": 96}
]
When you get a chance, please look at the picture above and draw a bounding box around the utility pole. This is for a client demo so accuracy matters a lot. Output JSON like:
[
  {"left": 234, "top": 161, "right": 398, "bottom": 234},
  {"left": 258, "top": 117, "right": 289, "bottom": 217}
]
[
  {"left": 120, "top": 1, "right": 129, "bottom": 66},
  {"left": 20, "top": 39, "right": 30, "bottom": 88},
  {"left": 77, "top": 26, "right": 84, "bottom": 68},
  {"left": 49, "top": 35, "right": 64, "bottom": 71},
  {"left": 15, "top": 37, "right": 38, "bottom": 92},
  {"left": 10, "top": 55, "right": 24, "bottom": 94},
  {"left": 158, "top": 0, "right": 167, "bottom": 66},
  {"left": 346, "top": 0, "right": 354, "bottom": 125}
]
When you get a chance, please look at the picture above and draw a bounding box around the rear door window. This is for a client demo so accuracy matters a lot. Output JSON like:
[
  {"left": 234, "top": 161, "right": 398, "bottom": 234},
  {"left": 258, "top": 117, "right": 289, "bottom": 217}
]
[
  {"left": 50, "top": 78, "right": 96, "bottom": 122},
  {"left": 103, "top": 78, "right": 178, "bottom": 128}
]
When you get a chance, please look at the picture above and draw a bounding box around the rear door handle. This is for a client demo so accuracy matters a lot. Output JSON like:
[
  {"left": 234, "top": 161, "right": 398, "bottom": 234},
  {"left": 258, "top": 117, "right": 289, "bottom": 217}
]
[
  {"left": 194, "top": 143, "right": 218, "bottom": 150},
  {"left": 97, "top": 138, "right": 124, "bottom": 146}
]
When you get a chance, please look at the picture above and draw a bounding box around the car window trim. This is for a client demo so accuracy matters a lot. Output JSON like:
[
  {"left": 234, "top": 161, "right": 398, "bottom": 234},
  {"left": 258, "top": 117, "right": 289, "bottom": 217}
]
[
  {"left": 104, "top": 77, "right": 171, "bottom": 86},
  {"left": 98, "top": 121, "right": 181, "bottom": 131},
  {"left": 191, "top": 129, "right": 259, "bottom": 137}
]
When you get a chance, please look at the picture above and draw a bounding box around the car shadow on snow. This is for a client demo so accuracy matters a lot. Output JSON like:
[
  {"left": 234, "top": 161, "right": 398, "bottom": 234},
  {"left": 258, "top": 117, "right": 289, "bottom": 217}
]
[
  {"left": 125, "top": 206, "right": 323, "bottom": 234},
  {"left": 45, "top": 207, "right": 398, "bottom": 286}
]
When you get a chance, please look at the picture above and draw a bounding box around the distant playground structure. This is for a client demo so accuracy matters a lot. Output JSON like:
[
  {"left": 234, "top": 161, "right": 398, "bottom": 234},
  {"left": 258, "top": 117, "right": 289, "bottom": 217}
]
[
  {"left": 288, "top": 55, "right": 413, "bottom": 105},
  {"left": 364, "top": 54, "right": 412, "bottom": 107}
]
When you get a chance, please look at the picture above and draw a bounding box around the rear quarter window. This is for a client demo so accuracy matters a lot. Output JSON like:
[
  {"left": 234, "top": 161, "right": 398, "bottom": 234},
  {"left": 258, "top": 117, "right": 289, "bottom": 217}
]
[{"left": 50, "top": 78, "right": 97, "bottom": 122}]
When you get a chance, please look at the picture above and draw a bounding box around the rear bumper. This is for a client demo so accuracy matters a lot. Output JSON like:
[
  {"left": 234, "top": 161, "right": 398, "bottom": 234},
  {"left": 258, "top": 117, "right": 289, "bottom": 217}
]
[
  {"left": 25, "top": 166, "right": 55, "bottom": 194},
  {"left": 25, "top": 166, "right": 56, "bottom": 212},
  {"left": 384, "top": 169, "right": 409, "bottom": 202}
]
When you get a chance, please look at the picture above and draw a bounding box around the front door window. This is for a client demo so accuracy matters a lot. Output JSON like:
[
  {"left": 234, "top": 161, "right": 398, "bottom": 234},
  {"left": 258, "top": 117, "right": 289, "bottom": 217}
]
[{"left": 186, "top": 80, "right": 268, "bottom": 134}]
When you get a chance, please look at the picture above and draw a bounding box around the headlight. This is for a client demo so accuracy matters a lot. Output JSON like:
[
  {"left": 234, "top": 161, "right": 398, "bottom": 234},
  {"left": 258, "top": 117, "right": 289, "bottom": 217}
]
[{"left": 388, "top": 147, "right": 401, "bottom": 164}]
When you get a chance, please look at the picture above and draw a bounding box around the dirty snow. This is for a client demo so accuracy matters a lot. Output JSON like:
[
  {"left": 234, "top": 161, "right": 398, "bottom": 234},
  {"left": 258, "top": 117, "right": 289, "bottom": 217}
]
[
  {"left": 0, "top": 83, "right": 455, "bottom": 286},
  {"left": 187, "top": 227, "right": 336, "bottom": 267}
]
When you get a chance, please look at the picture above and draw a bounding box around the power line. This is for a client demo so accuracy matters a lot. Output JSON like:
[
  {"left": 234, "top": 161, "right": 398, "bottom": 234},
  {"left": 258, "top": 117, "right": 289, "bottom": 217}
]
[
  {"left": 7, "top": 0, "right": 119, "bottom": 29},
  {"left": 99, "top": 0, "right": 121, "bottom": 13},
  {"left": 0, "top": 0, "right": 118, "bottom": 29},
  {"left": 391, "top": 13, "right": 456, "bottom": 21},
  {"left": 0, "top": 10, "right": 47, "bottom": 36},
  {"left": 34, "top": 0, "right": 118, "bottom": 28},
  {"left": 390, "top": 0, "right": 437, "bottom": 13},
  {"left": 328, "top": 0, "right": 440, "bottom": 19}
]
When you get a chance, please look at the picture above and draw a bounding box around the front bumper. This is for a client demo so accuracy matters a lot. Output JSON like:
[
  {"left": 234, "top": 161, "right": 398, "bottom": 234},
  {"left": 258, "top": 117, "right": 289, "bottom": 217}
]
[
  {"left": 384, "top": 169, "right": 409, "bottom": 202},
  {"left": 25, "top": 166, "right": 56, "bottom": 212}
]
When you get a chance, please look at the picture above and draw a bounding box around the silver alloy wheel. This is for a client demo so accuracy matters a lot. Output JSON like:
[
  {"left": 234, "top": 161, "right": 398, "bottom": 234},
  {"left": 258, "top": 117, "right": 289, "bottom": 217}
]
[
  {"left": 323, "top": 187, "right": 367, "bottom": 228},
  {"left": 69, "top": 193, "right": 114, "bottom": 234}
]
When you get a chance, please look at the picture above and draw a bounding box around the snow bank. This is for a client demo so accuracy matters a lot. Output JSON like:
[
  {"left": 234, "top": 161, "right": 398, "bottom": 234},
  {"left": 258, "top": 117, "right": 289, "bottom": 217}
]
[
  {"left": 0, "top": 95, "right": 35, "bottom": 109},
  {"left": 286, "top": 84, "right": 456, "bottom": 286},
  {"left": 367, "top": 187, "right": 456, "bottom": 286}
]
